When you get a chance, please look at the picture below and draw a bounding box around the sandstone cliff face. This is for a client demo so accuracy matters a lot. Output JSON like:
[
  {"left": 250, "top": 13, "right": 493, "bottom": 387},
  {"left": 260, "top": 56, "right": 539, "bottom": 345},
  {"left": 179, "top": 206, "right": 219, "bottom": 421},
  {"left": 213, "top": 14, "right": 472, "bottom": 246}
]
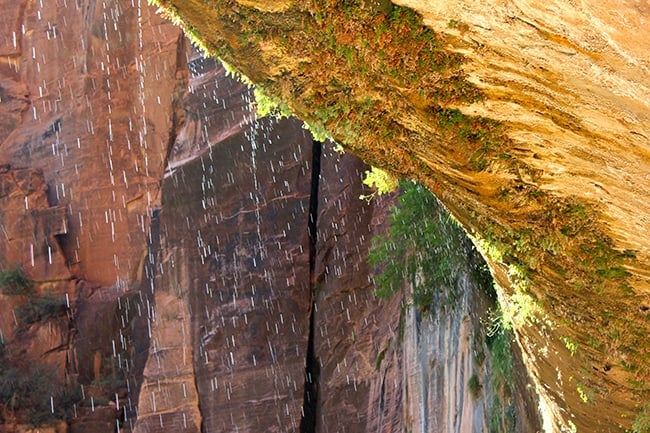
[
  {"left": 136, "top": 57, "right": 538, "bottom": 431},
  {"left": 149, "top": 1, "right": 650, "bottom": 431},
  {"left": 0, "top": 0, "right": 186, "bottom": 430},
  {"left": 0, "top": 1, "right": 631, "bottom": 432},
  {"left": 0, "top": 0, "right": 185, "bottom": 287}
]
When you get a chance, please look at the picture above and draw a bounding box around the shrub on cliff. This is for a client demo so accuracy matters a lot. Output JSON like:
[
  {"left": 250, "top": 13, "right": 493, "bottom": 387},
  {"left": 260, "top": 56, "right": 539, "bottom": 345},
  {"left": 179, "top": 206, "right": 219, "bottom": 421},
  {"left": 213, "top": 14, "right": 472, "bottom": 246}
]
[
  {"left": 16, "top": 295, "right": 67, "bottom": 324},
  {"left": 0, "top": 347, "right": 79, "bottom": 425},
  {"left": 368, "top": 180, "right": 466, "bottom": 311},
  {"left": 0, "top": 265, "right": 32, "bottom": 295}
]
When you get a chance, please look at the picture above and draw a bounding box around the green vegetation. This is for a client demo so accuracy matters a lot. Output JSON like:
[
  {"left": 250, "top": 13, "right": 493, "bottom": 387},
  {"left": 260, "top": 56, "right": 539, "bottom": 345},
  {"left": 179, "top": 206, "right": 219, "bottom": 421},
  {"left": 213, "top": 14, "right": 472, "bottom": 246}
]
[
  {"left": 488, "top": 331, "right": 513, "bottom": 390},
  {"left": 359, "top": 166, "right": 398, "bottom": 202},
  {"left": 375, "top": 343, "right": 389, "bottom": 371},
  {"left": 368, "top": 180, "right": 467, "bottom": 311},
  {"left": 486, "top": 316, "right": 516, "bottom": 433},
  {"left": 632, "top": 405, "right": 650, "bottom": 433},
  {"left": 0, "top": 265, "right": 32, "bottom": 295},
  {"left": 16, "top": 295, "right": 67, "bottom": 324},
  {"left": 252, "top": 86, "right": 292, "bottom": 119},
  {"left": 467, "top": 374, "right": 481, "bottom": 399},
  {"left": 152, "top": 0, "right": 648, "bottom": 427},
  {"left": 561, "top": 336, "right": 578, "bottom": 357},
  {"left": 576, "top": 383, "right": 592, "bottom": 403},
  {"left": 0, "top": 344, "right": 81, "bottom": 425}
]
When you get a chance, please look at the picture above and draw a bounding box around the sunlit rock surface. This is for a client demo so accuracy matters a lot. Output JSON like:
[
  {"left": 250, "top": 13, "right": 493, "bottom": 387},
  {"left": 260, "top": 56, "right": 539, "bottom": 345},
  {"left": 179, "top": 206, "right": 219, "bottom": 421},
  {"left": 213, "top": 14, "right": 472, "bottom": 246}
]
[
  {"left": 0, "top": 0, "right": 185, "bottom": 430},
  {"left": 0, "top": 0, "right": 184, "bottom": 287}
]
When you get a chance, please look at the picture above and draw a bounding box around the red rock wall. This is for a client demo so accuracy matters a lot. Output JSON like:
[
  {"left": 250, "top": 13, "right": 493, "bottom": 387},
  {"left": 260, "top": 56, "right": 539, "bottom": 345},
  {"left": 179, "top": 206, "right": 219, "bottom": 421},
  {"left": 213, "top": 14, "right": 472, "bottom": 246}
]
[
  {"left": 0, "top": 1, "right": 186, "bottom": 430},
  {"left": 312, "top": 147, "right": 405, "bottom": 433},
  {"left": 0, "top": 0, "right": 185, "bottom": 287},
  {"left": 0, "top": 3, "right": 540, "bottom": 432}
]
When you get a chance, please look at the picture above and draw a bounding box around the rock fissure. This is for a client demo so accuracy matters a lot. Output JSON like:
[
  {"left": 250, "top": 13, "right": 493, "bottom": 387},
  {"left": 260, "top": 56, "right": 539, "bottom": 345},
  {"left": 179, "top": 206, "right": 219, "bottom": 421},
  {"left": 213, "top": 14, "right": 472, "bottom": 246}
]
[{"left": 301, "top": 138, "right": 323, "bottom": 433}]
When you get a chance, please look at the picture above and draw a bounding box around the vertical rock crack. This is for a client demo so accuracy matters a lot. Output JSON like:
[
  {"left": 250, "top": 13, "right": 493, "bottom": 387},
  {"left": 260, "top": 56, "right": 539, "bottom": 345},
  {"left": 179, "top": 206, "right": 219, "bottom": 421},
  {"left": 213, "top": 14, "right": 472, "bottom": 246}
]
[{"left": 300, "top": 139, "right": 322, "bottom": 433}]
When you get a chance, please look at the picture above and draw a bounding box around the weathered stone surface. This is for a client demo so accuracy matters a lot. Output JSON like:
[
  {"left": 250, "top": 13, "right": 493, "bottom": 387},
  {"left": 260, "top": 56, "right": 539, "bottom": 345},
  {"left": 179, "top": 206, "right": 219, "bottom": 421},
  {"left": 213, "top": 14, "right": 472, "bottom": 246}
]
[
  {"left": 68, "top": 407, "right": 117, "bottom": 433},
  {"left": 0, "top": 0, "right": 186, "bottom": 287},
  {"left": 142, "top": 114, "right": 314, "bottom": 432},
  {"left": 0, "top": 166, "right": 69, "bottom": 281},
  {"left": 0, "top": 2, "right": 561, "bottom": 433},
  {"left": 311, "top": 147, "right": 405, "bottom": 433},
  {"left": 148, "top": 1, "right": 650, "bottom": 430},
  {"left": 0, "top": 1, "right": 186, "bottom": 431}
]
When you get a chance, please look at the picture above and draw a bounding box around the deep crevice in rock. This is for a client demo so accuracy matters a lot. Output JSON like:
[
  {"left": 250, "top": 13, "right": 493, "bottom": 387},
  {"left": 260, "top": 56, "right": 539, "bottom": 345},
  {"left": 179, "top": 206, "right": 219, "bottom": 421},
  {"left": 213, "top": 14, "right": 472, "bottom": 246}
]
[{"left": 300, "top": 139, "right": 322, "bottom": 433}]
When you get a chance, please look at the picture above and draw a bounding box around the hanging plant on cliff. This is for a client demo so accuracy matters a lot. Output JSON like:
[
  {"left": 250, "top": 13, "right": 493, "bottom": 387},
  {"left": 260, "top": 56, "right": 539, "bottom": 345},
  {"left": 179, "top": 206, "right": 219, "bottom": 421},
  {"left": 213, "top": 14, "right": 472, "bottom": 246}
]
[{"left": 369, "top": 180, "right": 467, "bottom": 311}]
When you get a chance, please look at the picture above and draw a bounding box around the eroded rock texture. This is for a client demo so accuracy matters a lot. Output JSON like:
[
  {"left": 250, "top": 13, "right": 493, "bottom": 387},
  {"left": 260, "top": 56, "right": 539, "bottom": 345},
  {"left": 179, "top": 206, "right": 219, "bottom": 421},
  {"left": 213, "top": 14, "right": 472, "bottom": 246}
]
[
  {"left": 0, "top": 0, "right": 186, "bottom": 430},
  {"left": 148, "top": 1, "right": 650, "bottom": 430},
  {"left": 0, "top": 0, "right": 185, "bottom": 287},
  {"left": 1, "top": 1, "right": 543, "bottom": 432}
]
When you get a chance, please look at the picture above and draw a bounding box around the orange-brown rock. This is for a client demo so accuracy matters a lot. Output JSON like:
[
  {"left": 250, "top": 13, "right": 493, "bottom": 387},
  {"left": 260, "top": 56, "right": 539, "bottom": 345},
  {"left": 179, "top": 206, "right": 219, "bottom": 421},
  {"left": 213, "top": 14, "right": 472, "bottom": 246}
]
[
  {"left": 0, "top": 0, "right": 186, "bottom": 287},
  {"left": 0, "top": 166, "right": 69, "bottom": 281},
  {"left": 0, "top": 1, "right": 187, "bottom": 431}
]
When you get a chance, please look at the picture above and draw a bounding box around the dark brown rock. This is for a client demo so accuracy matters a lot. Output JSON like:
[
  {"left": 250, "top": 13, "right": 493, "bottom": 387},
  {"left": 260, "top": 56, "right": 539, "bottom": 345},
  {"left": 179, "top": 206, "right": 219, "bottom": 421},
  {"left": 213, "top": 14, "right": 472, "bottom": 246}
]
[
  {"left": 312, "top": 147, "right": 405, "bottom": 433},
  {"left": 138, "top": 110, "right": 315, "bottom": 432}
]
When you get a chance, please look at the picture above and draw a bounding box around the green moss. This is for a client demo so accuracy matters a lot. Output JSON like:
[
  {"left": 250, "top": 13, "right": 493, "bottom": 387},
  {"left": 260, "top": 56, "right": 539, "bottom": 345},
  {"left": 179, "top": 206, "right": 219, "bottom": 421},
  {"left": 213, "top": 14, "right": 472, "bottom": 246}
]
[
  {"left": 632, "top": 405, "right": 650, "bottom": 433},
  {"left": 0, "top": 265, "right": 32, "bottom": 295},
  {"left": 375, "top": 344, "right": 389, "bottom": 371},
  {"left": 253, "top": 86, "right": 292, "bottom": 119},
  {"left": 468, "top": 374, "right": 481, "bottom": 399}
]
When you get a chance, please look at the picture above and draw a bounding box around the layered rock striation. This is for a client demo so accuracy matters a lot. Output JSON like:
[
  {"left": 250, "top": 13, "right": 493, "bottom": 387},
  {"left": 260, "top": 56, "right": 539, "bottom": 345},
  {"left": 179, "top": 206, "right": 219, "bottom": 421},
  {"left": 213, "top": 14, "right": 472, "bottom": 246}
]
[
  {"left": 0, "top": 1, "right": 574, "bottom": 432},
  {"left": 148, "top": 1, "right": 650, "bottom": 431}
]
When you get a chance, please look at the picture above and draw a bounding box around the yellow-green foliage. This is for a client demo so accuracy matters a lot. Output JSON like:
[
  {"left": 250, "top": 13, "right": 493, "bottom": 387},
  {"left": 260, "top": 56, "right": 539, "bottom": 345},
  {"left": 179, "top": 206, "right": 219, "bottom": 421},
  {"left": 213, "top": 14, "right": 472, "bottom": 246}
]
[
  {"left": 359, "top": 167, "right": 397, "bottom": 202},
  {"left": 363, "top": 167, "right": 397, "bottom": 195},
  {"left": 253, "top": 87, "right": 292, "bottom": 119}
]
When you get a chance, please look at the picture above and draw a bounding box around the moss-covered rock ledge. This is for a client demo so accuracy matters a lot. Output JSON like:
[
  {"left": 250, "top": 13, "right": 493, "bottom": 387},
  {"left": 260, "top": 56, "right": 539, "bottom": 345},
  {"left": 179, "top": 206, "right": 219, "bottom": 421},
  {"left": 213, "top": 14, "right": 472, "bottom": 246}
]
[{"left": 149, "top": 1, "right": 650, "bottom": 431}]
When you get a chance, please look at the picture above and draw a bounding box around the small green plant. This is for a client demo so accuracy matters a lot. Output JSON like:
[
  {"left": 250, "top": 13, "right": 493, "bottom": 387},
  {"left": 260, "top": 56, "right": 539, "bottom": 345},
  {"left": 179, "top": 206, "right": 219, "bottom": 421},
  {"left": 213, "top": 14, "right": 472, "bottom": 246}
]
[
  {"left": 561, "top": 336, "right": 578, "bottom": 357},
  {"left": 487, "top": 328, "right": 514, "bottom": 391},
  {"left": 467, "top": 374, "right": 481, "bottom": 399},
  {"left": 632, "top": 404, "right": 650, "bottom": 433},
  {"left": 359, "top": 166, "right": 398, "bottom": 202},
  {"left": 0, "top": 265, "right": 32, "bottom": 295},
  {"left": 17, "top": 295, "right": 67, "bottom": 324},
  {"left": 576, "top": 383, "right": 593, "bottom": 403},
  {"left": 253, "top": 86, "right": 292, "bottom": 119},
  {"left": 0, "top": 351, "right": 81, "bottom": 425},
  {"left": 375, "top": 346, "right": 388, "bottom": 371}
]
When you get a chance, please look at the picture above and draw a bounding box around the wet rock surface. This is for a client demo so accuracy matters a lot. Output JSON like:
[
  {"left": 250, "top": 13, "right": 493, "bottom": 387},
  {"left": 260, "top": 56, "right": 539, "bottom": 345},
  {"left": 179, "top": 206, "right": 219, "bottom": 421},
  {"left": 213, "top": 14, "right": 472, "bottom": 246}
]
[
  {"left": 0, "top": 1, "right": 184, "bottom": 431},
  {"left": 0, "top": 0, "right": 185, "bottom": 287},
  {"left": 147, "top": 1, "right": 650, "bottom": 430},
  {"left": 1, "top": 2, "right": 541, "bottom": 433}
]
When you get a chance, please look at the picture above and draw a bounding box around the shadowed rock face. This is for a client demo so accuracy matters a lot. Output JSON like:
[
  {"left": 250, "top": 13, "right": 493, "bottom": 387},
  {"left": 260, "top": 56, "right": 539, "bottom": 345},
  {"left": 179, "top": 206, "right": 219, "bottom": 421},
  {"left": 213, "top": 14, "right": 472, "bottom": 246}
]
[
  {"left": 0, "top": 166, "right": 69, "bottom": 281},
  {"left": 142, "top": 117, "right": 314, "bottom": 433}
]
